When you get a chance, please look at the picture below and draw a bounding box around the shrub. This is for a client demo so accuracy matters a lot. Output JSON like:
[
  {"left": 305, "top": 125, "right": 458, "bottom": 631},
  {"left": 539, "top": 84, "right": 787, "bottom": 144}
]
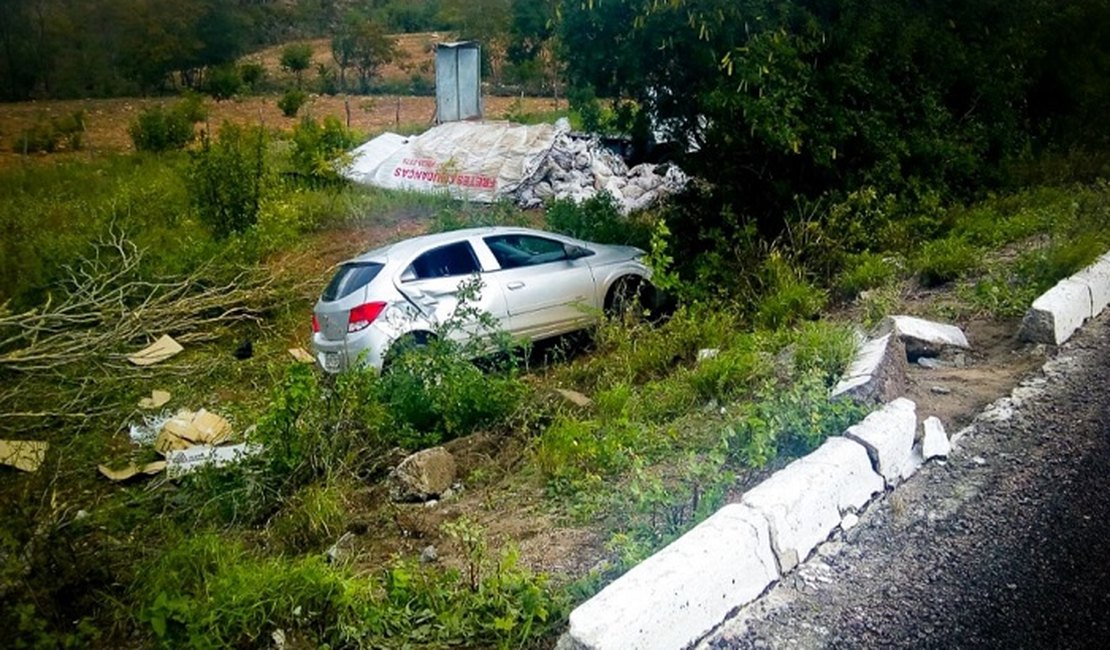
[
  {"left": 289, "top": 115, "right": 357, "bottom": 184},
  {"left": 137, "top": 534, "right": 368, "bottom": 648},
  {"left": 378, "top": 320, "right": 526, "bottom": 448},
  {"left": 189, "top": 123, "right": 268, "bottom": 239},
  {"left": 280, "top": 43, "right": 314, "bottom": 87},
  {"left": 726, "top": 373, "right": 870, "bottom": 467},
  {"left": 277, "top": 89, "right": 308, "bottom": 117},
  {"left": 204, "top": 64, "right": 242, "bottom": 101},
  {"left": 238, "top": 62, "right": 265, "bottom": 90},
  {"left": 835, "top": 251, "right": 900, "bottom": 299},
  {"left": 754, "top": 253, "right": 828, "bottom": 329},
  {"left": 914, "top": 236, "right": 981, "bottom": 286},
  {"left": 268, "top": 484, "right": 348, "bottom": 554},
  {"left": 12, "top": 111, "right": 85, "bottom": 153},
  {"left": 546, "top": 192, "right": 653, "bottom": 248},
  {"left": 129, "top": 105, "right": 196, "bottom": 152}
]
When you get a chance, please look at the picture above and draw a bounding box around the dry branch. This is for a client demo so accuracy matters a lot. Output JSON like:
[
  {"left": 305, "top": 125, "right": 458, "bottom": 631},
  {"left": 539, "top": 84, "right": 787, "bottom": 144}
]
[{"left": 0, "top": 229, "right": 273, "bottom": 374}]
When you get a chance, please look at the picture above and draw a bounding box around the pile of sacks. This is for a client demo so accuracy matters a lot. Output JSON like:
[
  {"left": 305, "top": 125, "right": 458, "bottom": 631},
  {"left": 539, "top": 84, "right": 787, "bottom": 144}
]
[{"left": 513, "top": 120, "right": 688, "bottom": 214}]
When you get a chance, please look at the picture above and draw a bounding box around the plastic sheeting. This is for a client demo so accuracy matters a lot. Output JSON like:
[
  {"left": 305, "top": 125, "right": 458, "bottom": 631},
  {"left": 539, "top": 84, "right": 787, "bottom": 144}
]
[{"left": 341, "top": 120, "right": 687, "bottom": 213}]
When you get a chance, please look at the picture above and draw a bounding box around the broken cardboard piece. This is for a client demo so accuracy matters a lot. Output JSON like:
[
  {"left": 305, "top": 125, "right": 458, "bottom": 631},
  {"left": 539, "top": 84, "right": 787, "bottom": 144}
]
[
  {"left": 192, "top": 409, "right": 232, "bottom": 445},
  {"left": 0, "top": 439, "right": 48, "bottom": 472},
  {"left": 289, "top": 347, "right": 315, "bottom": 363},
  {"left": 154, "top": 408, "right": 234, "bottom": 450},
  {"left": 128, "top": 335, "right": 184, "bottom": 366},
  {"left": 138, "top": 389, "right": 172, "bottom": 410},
  {"left": 165, "top": 443, "right": 262, "bottom": 479},
  {"left": 98, "top": 460, "right": 167, "bottom": 482}
]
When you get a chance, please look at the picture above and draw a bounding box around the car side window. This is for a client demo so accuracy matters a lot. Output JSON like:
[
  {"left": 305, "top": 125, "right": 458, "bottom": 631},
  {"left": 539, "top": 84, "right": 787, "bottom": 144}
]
[
  {"left": 484, "top": 235, "right": 568, "bottom": 270},
  {"left": 406, "top": 241, "right": 481, "bottom": 281}
]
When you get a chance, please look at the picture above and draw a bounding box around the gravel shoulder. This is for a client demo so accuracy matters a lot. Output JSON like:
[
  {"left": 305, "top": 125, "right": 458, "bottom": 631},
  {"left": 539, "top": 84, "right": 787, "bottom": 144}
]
[{"left": 702, "top": 310, "right": 1110, "bottom": 650}]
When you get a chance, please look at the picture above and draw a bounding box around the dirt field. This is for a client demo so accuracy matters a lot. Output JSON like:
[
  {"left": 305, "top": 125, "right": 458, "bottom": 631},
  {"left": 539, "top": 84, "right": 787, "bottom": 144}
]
[{"left": 0, "top": 94, "right": 558, "bottom": 164}]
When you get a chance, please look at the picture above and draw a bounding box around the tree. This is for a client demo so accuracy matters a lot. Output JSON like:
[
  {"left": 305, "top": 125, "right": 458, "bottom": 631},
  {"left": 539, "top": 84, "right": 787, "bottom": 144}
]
[
  {"left": 348, "top": 19, "right": 397, "bottom": 94},
  {"left": 280, "top": 42, "right": 313, "bottom": 88}
]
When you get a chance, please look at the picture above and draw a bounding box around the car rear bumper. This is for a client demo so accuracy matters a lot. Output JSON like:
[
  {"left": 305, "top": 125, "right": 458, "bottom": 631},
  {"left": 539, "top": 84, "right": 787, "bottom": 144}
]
[{"left": 311, "top": 326, "right": 391, "bottom": 373}]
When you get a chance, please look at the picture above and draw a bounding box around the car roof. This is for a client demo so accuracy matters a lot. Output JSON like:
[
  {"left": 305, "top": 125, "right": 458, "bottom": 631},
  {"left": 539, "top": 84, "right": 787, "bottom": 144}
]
[{"left": 348, "top": 226, "right": 573, "bottom": 265}]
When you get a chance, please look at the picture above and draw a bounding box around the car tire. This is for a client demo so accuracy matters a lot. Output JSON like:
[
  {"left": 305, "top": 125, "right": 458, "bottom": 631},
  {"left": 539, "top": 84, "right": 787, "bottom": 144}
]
[{"left": 605, "top": 276, "right": 655, "bottom": 320}]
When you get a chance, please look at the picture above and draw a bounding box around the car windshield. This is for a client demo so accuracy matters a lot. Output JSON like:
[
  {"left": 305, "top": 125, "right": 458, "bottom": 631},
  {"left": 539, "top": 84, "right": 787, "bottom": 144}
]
[{"left": 322, "top": 262, "right": 383, "bottom": 301}]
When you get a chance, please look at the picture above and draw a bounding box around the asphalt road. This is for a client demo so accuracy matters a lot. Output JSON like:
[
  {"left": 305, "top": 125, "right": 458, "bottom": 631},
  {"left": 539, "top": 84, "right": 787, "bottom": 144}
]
[{"left": 702, "top": 311, "right": 1110, "bottom": 650}]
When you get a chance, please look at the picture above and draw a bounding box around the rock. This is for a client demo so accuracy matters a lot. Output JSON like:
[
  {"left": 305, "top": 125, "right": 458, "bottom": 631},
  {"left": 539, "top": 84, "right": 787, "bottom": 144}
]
[
  {"left": 697, "top": 348, "right": 720, "bottom": 361},
  {"left": 325, "top": 531, "right": 356, "bottom": 564},
  {"left": 620, "top": 183, "right": 645, "bottom": 201},
  {"left": 831, "top": 333, "right": 909, "bottom": 404},
  {"left": 917, "top": 357, "right": 946, "bottom": 369},
  {"left": 921, "top": 416, "right": 950, "bottom": 460},
  {"left": 930, "top": 385, "right": 952, "bottom": 395},
  {"left": 1019, "top": 278, "right": 1093, "bottom": 344},
  {"left": 885, "top": 315, "right": 970, "bottom": 359},
  {"left": 554, "top": 388, "right": 593, "bottom": 408},
  {"left": 844, "top": 398, "right": 919, "bottom": 486},
  {"left": 420, "top": 545, "right": 439, "bottom": 564},
  {"left": 562, "top": 504, "right": 779, "bottom": 650},
  {"left": 390, "top": 447, "right": 457, "bottom": 502},
  {"left": 741, "top": 437, "right": 883, "bottom": 573}
]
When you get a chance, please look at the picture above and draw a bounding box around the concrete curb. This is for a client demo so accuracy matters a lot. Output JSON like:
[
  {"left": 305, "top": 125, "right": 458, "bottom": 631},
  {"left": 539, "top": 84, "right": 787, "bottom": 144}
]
[
  {"left": 1020, "top": 253, "right": 1110, "bottom": 344},
  {"left": 560, "top": 400, "right": 918, "bottom": 650},
  {"left": 560, "top": 249, "right": 1110, "bottom": 650}
]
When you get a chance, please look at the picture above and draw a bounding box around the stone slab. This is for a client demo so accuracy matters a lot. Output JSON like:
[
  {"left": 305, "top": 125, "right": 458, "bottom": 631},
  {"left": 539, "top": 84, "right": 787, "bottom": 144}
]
[
  {"left": 1020, "top": 278, "right": 1093, "bottom": 345},
  {"left": 831, "top": 333, "right": 908, "bottom": 403},
  {"left": 844, "top": 398, "right": 918, "bottom": 486},
  {"left": 562, "top": 504, "right": 778, "bottom": 650},
  {"left": 921, "top": 416, "right": 950, "bottom": 460},
  {"left": 887, "top": 315, "right": 970, "bottom": 357},
  {"left": 1073, "top": 257, "right": 1110, "bottom": 317},
  {"left": 742, "top": 437, "right": 883, "bottom": 573}
]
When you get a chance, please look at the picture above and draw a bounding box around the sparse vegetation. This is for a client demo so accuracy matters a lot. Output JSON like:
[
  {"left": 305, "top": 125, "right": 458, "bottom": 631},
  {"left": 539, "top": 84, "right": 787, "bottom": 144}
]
[{"left": 3, "top": 1, "right": 1110, "bottom": 647}]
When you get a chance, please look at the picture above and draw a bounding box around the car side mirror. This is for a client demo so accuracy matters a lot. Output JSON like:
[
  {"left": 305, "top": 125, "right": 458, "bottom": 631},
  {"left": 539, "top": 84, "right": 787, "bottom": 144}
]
[{"left": 565, "top": 244, "right": 594, "bottom": 260}]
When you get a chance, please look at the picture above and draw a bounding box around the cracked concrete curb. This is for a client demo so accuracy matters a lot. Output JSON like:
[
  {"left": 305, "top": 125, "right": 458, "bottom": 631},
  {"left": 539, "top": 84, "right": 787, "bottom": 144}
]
[
  {"left": 559, "top": 250, "right": 1110, "bottom": 650},
  {"left": 558, "top": 398, "right": 923, "bottom": 650},
  {"left": 1020, "top": 252, "right": 1110, "bottom": 344}
]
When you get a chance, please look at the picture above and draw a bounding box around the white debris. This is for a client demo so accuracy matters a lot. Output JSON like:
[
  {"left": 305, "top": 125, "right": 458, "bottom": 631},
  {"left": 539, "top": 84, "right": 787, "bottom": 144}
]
[
  {"left": 840, "top": 513, "right": 860, "bottom": 531},
  {"left": 341, "top": 120, "right": 687, "bottom": 214},
  {"left": 921, "top": 416, "right": 951, "bottom": 460},
  {"left": 886, "top": 315, "right": 970, "bottom": 357}
]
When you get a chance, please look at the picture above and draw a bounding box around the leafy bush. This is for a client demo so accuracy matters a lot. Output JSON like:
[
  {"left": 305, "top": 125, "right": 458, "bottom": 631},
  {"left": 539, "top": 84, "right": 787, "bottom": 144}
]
[
  {"left": 268, "top": 484, "right": 347, "bottom": 554},
  {"left": 545, "top": 192, "right": 653, "bottom": 248},
  {"left": 137, "top": 534, "right": 368, "bottom": 648},
  {"left": 12, "top": 111, "right": 86, "bottom": 153},
  {"left": 835, "top": 251, "right": 900, "bottom": 299},
  {"left": 726, "top": 373, "right": 870, "bottom": 467},
  {"left": 238, "top": 62, "right": 265, "bottom": 90},
  {"left": 204, "top": 64, "right": 241, "bottom": 100},
  {"left": 754, "top": 253, "right": 828, "bottom": 329},
  {"left": 129, "top": 105, "right": 197, "bottom": 152},
  {"left": 277, "top": 89, "right": 308, "bottom": 117},
  {"left": 289, "top": 115, "right": 357, "bottom": 184},
  {"left": 914, "top": 237, "right": 981, "bottom": 287},
  {"left": 189, "top": 123, "right": 268, "bottom": 239}
]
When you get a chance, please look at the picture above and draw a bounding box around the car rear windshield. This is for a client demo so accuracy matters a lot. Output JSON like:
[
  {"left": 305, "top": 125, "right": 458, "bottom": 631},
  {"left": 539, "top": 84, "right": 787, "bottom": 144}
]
[{"left": 322, "top": 262, "right": 383, "bottom": 301}]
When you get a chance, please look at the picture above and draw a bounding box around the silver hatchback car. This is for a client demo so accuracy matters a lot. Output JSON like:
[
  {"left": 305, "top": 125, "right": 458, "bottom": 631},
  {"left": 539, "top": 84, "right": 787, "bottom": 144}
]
[{"left": 311, "top": 226, "right": 653, "bottom": 372}]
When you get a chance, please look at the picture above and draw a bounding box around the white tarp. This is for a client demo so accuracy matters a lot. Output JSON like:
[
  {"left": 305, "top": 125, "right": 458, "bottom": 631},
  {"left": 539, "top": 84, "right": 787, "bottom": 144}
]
[
  {"left": 343, "top": 121, "right": 558, "bottom": 203},
  {"left": 341, "top": 120, "right": 687, "bottom": 212}
]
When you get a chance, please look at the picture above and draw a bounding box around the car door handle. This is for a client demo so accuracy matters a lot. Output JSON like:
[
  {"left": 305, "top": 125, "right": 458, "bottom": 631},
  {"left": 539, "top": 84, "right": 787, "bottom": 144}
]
[{"left": 506, "top": 281, "right": 525, "bottom": 290}]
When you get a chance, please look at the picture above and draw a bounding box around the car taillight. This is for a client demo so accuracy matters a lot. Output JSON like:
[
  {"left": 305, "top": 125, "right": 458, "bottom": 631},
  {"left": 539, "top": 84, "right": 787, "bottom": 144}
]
[
  {"left": 348, "top": 302, "right": 386, "bottom": 333},
  {"left": 311, "top": 313, "right": 320, "bottom": 333}
]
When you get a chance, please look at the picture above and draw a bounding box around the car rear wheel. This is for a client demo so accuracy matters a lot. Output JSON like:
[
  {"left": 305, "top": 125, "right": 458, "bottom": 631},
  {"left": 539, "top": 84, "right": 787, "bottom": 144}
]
[{"left": 381, "top": 331, "right": 435, "bottom": 372}]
